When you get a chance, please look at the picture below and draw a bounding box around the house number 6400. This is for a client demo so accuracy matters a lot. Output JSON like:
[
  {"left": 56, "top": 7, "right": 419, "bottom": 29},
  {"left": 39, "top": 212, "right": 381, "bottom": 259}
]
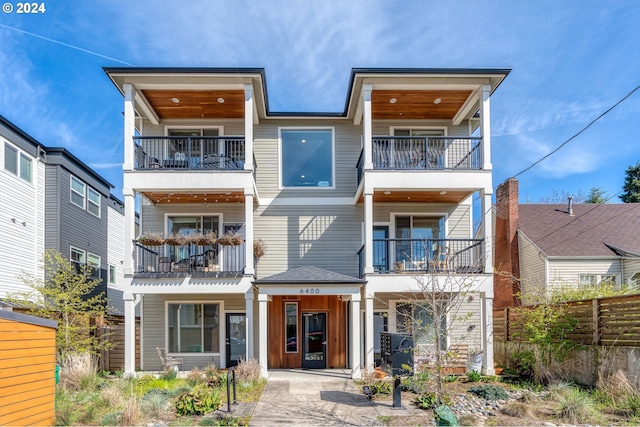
[{"left": 300, "top": 288, "right": 320, "bottom": 294}]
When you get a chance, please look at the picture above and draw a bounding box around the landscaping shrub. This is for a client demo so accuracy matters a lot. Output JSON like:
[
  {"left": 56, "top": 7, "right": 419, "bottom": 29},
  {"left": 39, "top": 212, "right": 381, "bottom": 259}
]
[
  {"left": 234, "top": 358, "right": 261, "bottom": 382},
  {"left": 121, "top": 397, "right": 142, "bottom": 426},
  {"left": 466, "top": 371, "right": 481, "bottom": 382},
  {"left": 557, "top": 388, "right": 597, "bottom": 424},
  {"left": 501, "top": 401, "right": 533, "bottom": 418},
  {"left": 174, "top": 385, "right": 222, "bottom": 416},
  {"left": 414, "top": 392, "right": 438, "bottom": 409},
  {"left": 467, "top": 384, "right": 509, "bottom": 401}
]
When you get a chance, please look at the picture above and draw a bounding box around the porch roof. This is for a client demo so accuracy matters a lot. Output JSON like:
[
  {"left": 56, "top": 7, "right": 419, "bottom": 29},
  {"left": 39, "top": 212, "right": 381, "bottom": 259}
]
[{"left": 254, "top": 266, "right": 366, "bottom": 285}]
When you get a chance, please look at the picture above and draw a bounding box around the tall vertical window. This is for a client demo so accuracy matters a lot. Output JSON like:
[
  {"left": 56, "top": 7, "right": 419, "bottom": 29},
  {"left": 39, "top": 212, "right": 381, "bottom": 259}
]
[
  {"left": 280, "top": 129, "right": 333, "bottom": 188},
  {"left": 87, "top": 187, "right": 101, "bottom": 217},
  {"left": 87, "top": 253, "right": 101, "bottom": 278},
  {"left": 396, "top": 302, "right": 446, "bottom": 350},
  {"left": 109, "top": 265, "right": 116, "bottom": 284},
  {"left": 285, "top": 302, "right": 298, "bottom": 353},
  {"left": 70, "top": 176, "right": 86, "bottom": 208},
  {"left": 4, "top": 143, "right": 32, "bottom": 183},
  {"left": 168, "top": 303, "right": 220, "bottom": 353}
]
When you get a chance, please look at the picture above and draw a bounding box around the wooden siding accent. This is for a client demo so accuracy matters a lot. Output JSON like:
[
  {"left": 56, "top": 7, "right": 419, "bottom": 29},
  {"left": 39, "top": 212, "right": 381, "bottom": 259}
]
[
  {"left": 0, "top": 318, "right": 56, "bottom": 426},
  {"left": 267, "top": 295, "right": 347, "bottom": 369},
  {"left": 372, "top": 90, "right": 472, "bottom": 120},
  {"left": 141, "top": 90, "right": 245, "bottom": 119}
]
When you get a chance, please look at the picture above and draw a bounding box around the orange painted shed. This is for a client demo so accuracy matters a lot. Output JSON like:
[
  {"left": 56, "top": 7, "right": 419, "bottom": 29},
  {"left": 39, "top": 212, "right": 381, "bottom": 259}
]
[{"left": 0, "top": 310, "right": 57, "bottom": 426}]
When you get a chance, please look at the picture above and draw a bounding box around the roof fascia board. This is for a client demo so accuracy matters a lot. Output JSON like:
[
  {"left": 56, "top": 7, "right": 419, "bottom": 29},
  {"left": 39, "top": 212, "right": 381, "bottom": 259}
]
[
  {"left": 452, "top": 88, "right": 481, "bottom": 125},
  {"left": 517, "top": 230, "right": 549, "bottom": 258}
]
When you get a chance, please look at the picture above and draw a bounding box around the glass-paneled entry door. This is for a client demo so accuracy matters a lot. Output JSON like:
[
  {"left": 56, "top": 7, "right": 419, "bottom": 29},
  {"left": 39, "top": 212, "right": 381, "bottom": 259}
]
[
  {"left": 302, "top": 312, "right": 326, "bottom": 369},
  {"left": 225, "top": 313, "right": 246, "bottom": 368}
]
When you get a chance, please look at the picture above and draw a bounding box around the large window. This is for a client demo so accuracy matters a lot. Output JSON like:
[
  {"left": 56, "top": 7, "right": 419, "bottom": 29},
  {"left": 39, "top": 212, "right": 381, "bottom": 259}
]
[
  {"left": 396, "top": 302, "right": 446, "bottom": 350},
  {"left": 168, "top": 303, "right": 220, "bottom": 353},
  {"left": 395, "top": 216, "right": 445, "bottom": 268},
  {"left": 70, "top": 247, "right": 101, "bottom": 278},
  {"left": 4, "top": 143, "right": 32, "bottom": 183},
  {"left": 280, "top": 128, "right": 333, "bottom": 188}
]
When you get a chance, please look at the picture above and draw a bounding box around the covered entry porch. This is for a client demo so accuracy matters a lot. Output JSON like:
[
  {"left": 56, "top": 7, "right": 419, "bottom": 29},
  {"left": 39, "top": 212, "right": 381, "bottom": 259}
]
[{"left": 254, "top": 266, "right": 366, "bottom": 379}]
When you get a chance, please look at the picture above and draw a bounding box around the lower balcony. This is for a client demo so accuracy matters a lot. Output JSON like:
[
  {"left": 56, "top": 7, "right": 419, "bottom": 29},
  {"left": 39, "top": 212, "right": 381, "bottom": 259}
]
[
  {"left": 134, "top": 242, "right": 246, "bottom": 278},
  {"left": 358, "top": 238, "right": 484, "bottom": 277}
]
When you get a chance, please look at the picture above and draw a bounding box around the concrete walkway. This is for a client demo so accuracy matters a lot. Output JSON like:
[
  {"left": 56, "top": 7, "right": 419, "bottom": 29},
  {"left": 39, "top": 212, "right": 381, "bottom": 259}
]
[{"left": 247, "top": 369, "right": 415, "bottom": 426}]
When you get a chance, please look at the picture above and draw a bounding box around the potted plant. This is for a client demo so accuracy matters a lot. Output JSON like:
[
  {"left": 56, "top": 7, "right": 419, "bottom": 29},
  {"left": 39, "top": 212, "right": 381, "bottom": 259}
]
[
  {"left": 192, "top": 231, "right": 218, "bottom": 246},
  {"left": 253, "top": 239, "right": 267, "bottom": 258},
  {"left": 164, "top": 233, "right": 188, "bottom": 246},
  {"left": 218, "top": 230, "right": 243, "bottom": 246}
]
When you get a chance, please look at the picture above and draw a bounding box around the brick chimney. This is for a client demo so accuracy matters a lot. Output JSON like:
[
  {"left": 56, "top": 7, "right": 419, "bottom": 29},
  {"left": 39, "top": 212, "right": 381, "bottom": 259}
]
[{"left": 494, "top": 178, "right": 521, "bottom": 307}]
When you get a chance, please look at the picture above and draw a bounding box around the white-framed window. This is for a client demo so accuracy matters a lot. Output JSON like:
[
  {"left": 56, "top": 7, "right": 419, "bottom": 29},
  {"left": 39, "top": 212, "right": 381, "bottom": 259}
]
[
  {"left": 630, "top": 272, "right": 640, "bottom": 287},
  {"left": 279, "top": 128, "right": 334, "bottom": 188},
  {"left": 70, "top": 247, "right": 101, "bottom": 278},
  {"left": 70, "top": 175, "right": 101, "bottom": 217},
  {"left": 70, "top": 176, "right": 86, "bottom": 208},
  {"left": 579, "top": 273, "right": 618, "bottom": 286},
  {"left": 167, "top": 302, "right": 220, "bottom": 354},
  {"left": 3, "top": 142, "right": 33, "bottom": 183},
  {"left": 87, "top": 187, "right": 101, "bottom": 217},
  {"left": 109, "top": 265, "right": 116, "bottom": 285},
  {"left": 394, "top": 301, "right": 447, "bottom": 350}
]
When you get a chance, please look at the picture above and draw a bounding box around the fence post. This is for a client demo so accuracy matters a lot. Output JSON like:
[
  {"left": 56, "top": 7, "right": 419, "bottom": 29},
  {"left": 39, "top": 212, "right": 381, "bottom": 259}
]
[
  {"left": 592, "top": 298, "right": 600, "bottom": 346},
  {"left": 504, "top": 307, "right": 510, "bottom": 341}
]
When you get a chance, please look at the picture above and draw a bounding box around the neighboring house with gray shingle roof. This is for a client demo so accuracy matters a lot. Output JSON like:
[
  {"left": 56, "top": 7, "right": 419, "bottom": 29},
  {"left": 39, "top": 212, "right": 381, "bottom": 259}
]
[{"left": 494, "top": 178, "right": 640, "bottom": 306}]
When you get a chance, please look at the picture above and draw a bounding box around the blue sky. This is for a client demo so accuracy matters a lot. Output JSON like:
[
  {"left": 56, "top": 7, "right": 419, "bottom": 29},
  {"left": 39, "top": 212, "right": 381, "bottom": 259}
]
[{"left": 1, "top": 1, "right": 639, "bottom": 202}]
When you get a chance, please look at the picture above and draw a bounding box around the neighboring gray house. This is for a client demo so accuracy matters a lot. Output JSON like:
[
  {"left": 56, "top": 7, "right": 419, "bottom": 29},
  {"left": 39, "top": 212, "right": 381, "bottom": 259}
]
[
  {"left": 106, "top": 67, "right": 509, "bottom": 377},
  {"left": 494, "top": 177, "right": 640, "bottom": 306},
  {"left": 0, "top": 115, "right": 125, "bottom": 308}
]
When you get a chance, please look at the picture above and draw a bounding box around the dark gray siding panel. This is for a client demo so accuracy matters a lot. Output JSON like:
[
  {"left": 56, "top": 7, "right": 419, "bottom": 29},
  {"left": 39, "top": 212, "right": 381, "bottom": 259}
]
[{"left": 44, "top": 165, "right": 60, "bottom": 252}]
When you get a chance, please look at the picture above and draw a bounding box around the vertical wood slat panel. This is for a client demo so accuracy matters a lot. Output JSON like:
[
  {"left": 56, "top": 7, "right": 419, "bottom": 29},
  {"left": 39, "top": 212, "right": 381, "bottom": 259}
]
[{"left": 268, "top": 295, "right": 346, "bottom": 369}]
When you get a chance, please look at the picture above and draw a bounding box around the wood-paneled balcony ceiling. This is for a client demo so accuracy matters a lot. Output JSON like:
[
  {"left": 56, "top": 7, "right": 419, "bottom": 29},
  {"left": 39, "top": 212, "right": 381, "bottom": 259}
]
[
  {"left": 141, "top": 90, "right": 245, "bottom": 119},
  {"left": 142, "top": 191, "right": 245, "bottom": 204},
  {"left": 358, "top": 190, "right": 471, "bottom": 204},
  {"left": 372, "top": 90, "right": 472, "bottom": 120}
]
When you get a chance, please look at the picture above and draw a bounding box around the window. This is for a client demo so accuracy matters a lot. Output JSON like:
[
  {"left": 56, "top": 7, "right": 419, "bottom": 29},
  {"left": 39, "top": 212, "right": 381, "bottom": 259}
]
[
  {"left": 87, "top": 187, "right": 101, "bottom": 217},
  {"left": 280, "top": 128, "right": 333, "bottom": 188},
  {"left": 396, "top": 302, "right": 446, "bottom": 350},
  {"left": 4, "top": 143, "right": 32, "bottom": 183},
  {"left": 395, "top": 216, "right": 445, "bottom": 268},
  {"left": 285, "top": 302, "right": 298, "bottom": 353},
  {"left": 630, "top": 272, "right": 640, "bottom": 288},
  {"left": 70, "top": 176, "right": 86, "bottom": 208},
  {"left": 70, "top": 175, "right": 101, "bottom": 216},
  {"left": 70, "top": 247, "right": 100, "bottom": 278},
  {"left": 579, "top": 274, "right": 618, "bottom": 286},
  {"left": 109, "top": 265, "right": 116, "bottom": 285},
  {"left": 168, "top": 303, "right": 220, "bottom": 353}
]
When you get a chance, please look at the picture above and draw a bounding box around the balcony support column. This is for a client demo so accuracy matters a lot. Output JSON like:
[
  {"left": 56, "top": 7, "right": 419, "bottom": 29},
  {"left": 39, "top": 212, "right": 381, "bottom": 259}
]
[
  {"left": 244, "top": 290, "right": 254, "bottom": 360},
  {"left": 481, "top": 292, "right": 495, "bottom": 375},
  {"left": 364, "top": 191, "right": 374, "bottom": 274},
  {"left": 350, "top": 293, "right": 362, "bottom": 379},
  {"left": 481, "top": 188, "right": 493, "bottom": 274},
  {"left": 123, "top": 292, "right": 137, "bottom": 376},
  {"left": 123, "top": 188, "right": 136, "bottom": 276},
  {"left": 480, "top": 84, "right": 492, "bottom": 171},
  {"left": 244, "top": 190, "right": 255, "bottom": 276},
  {"left": 363, "top": 84, "right": 373, "bottom": 170},
  {"left": 244, "top": 84, "right": 254, "bottom": 171},
  {"left": 123, "top": 84, "right": 135, "bottom": 171},
  {"left": 258, "top": 293, "right": 270, "bottom": 378},
  {"left": 364, "top": 291, "right": 375, "bottom": 373}
]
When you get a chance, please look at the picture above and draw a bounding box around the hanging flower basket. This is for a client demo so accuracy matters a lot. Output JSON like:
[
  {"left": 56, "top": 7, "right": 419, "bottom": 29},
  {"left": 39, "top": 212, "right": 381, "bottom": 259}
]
[
  {"left": 254, "top": 239, "right": 267, "bottom": 258},
  {"left": 192, "top": 231, "right": 218, "bottom": 246},
  {"left": 137, "top": 232, "right": 165, "bottom": 246},
  {"left": 164, "top": 233, "right": 188, "bottom": 246},
  {"left": 218, "top": 230, "right": 243, "bottom": 246}
]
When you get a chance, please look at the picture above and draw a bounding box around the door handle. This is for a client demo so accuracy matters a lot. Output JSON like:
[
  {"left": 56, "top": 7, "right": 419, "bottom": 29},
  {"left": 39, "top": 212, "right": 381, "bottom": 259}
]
[{"left": 322, "top": 341, "right": 327, "bottom": 345}]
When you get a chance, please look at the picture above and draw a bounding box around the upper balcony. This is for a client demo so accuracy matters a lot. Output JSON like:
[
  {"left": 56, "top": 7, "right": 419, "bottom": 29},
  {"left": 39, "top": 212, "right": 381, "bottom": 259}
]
[{"left": 357, "top": 136, "right": 481, "bottom": 185}]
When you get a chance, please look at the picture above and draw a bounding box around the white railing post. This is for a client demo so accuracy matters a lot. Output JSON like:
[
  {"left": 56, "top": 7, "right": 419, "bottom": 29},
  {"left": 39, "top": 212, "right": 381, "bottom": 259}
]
[
  {"left": 244, "top": 84, "right": 254, "bottom": 171},
  {"left": 123, "top": 84, "right": 135, "bottom": 171},
  {"left": 480, "top": 85, "right": 492, "bottom": 171}
]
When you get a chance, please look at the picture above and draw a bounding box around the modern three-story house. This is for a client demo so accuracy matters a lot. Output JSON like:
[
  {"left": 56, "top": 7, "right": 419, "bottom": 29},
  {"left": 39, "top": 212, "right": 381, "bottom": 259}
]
[{"left": 105, "top": 67, "right": 509, "bottom": 378}]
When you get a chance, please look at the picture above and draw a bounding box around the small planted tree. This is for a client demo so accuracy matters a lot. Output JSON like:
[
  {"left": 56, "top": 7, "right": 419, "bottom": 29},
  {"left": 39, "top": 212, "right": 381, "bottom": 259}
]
[{"left": 6, "top": 249, "right": 111, "bottom": 361}]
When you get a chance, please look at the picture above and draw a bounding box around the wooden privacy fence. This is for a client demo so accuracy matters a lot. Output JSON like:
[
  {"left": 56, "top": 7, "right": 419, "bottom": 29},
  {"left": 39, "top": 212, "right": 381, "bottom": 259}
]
[
  {"left": 99, "top": 318, "right": 140, "bottom": 372},
  {"left": 494, "top": 293, "right": 640, "bottom": 346}
]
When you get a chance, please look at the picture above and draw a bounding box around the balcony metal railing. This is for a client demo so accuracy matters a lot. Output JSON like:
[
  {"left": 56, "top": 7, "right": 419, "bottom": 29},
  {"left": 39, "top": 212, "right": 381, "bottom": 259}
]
[
  {"left": 358, "top": 238, "right": 484, "bottom": 276},
  {"left": 357, "top": 136, "right": 482, "bottom": 184},
  {"left": 134, "top": 136, "right": 246, "bottom": 171},
  {"left": 134, "top": 241, "right": 246, "bottom": 275}
]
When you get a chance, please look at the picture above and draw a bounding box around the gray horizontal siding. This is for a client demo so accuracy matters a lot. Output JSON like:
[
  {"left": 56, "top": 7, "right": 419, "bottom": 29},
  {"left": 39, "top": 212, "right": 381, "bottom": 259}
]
[
  {"left": 142, "top": 293, "right": 246, "bottom": 370},
  {"left": 140, "top": 203, "right": 246, "bottom": 236},
  {"left": 254, "top": 204, "right": 362, "bottom": 279},
  {"left": 254, "top": 120, "right": 361, "bottom": 199}
]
